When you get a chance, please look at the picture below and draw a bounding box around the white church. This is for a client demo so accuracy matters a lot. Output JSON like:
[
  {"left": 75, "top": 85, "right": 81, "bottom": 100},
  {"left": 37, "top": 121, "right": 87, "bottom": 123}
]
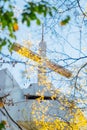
[{"left": 0, "top": 34, "right": 86, "bottom": 130}]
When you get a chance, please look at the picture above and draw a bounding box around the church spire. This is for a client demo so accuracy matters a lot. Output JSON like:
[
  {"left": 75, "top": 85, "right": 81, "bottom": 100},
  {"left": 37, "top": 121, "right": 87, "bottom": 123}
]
[
  {"left": 42, "top": 24, "right": 44, "bottom": 41},
  {"left": 38, "top": 24, "right": 47, "bottom": 86}
]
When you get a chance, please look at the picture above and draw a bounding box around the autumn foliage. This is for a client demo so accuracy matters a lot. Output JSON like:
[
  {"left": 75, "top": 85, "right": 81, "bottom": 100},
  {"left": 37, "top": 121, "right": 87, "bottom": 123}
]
[
  {"left": 0, "top": 101, "right": 4, "bottom": 108},
  {"left": 13, "top": 23, "right": 19, "bottom": 31}
]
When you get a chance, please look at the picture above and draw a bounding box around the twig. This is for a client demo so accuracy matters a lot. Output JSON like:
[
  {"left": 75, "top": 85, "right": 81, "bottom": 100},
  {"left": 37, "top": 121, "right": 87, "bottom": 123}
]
[
  {"left": 77, "top": 0, "right": 87, "bottom": 16},
  {"left": 74, "top": 62, "right": 87, "bottom": 95},
  {"left": 3, "top": 106, "right": 23, "bottom": 130}
]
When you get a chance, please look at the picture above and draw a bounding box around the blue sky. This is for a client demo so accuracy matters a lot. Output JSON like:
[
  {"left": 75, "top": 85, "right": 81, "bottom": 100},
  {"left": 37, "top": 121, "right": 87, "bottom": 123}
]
[{"left": 1, "top": 0, "right": 87, "bottom": 98}]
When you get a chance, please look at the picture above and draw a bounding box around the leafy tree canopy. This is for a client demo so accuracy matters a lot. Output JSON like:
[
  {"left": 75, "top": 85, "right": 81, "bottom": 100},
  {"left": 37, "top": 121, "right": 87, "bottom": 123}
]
[{"left": 0, "top": 0, "right": 57, "bottom": 51}]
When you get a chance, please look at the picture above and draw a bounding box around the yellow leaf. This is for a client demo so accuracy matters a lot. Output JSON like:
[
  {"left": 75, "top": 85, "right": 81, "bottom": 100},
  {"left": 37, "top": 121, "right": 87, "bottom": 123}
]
[
  {"left": 0, "top": 101, "right": 4, "bottom": 108},
  {"left": 1, "top": 120, "right": 7, "bottom": 125},
  {"left": 13, "top": 23, "right": 19, "bottom": 31}
]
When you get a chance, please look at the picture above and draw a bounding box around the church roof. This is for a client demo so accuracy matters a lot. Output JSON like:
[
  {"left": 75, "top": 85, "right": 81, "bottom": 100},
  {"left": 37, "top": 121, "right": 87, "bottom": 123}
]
[{"left": 0, "top": 68, "right": 24, "bottom": 101}]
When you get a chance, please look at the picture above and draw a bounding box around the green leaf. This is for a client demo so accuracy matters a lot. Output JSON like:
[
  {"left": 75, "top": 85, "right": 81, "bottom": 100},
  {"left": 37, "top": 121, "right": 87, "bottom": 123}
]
[
  {"left": 9, "top": 33, "right": 16, "bottom": 39},
  {"left": 8, "top": 40, "right": 13, "bottom": 52},
  {"left": 8, "top": 23, "right": 13, "bottom": 33},
  {"left": 36, "top": 19, "right": 41, "bottom": 25},
  {"left": 2, "top": 20, "right": 7, "bottom": 28},
  {"left": 29, "top": 13, "right": 37, "bottom": 20},
  {"left": 52, "top": 6, "right": 57, "bottom": 11},
  {"left": 49, "top": 11, "right": 53, "bottom": 16},
  {"left": 0, "top": 122, "right": 5, "bottom": 130},
  {"left": 60, "top": 16, "right": 71, "bottom": 25},
  {"left": 27, "top": 19, "right": 30, "bottom": 26},
  {"left": 9, "top": 12, "right": 14, "bottom": 17}
]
